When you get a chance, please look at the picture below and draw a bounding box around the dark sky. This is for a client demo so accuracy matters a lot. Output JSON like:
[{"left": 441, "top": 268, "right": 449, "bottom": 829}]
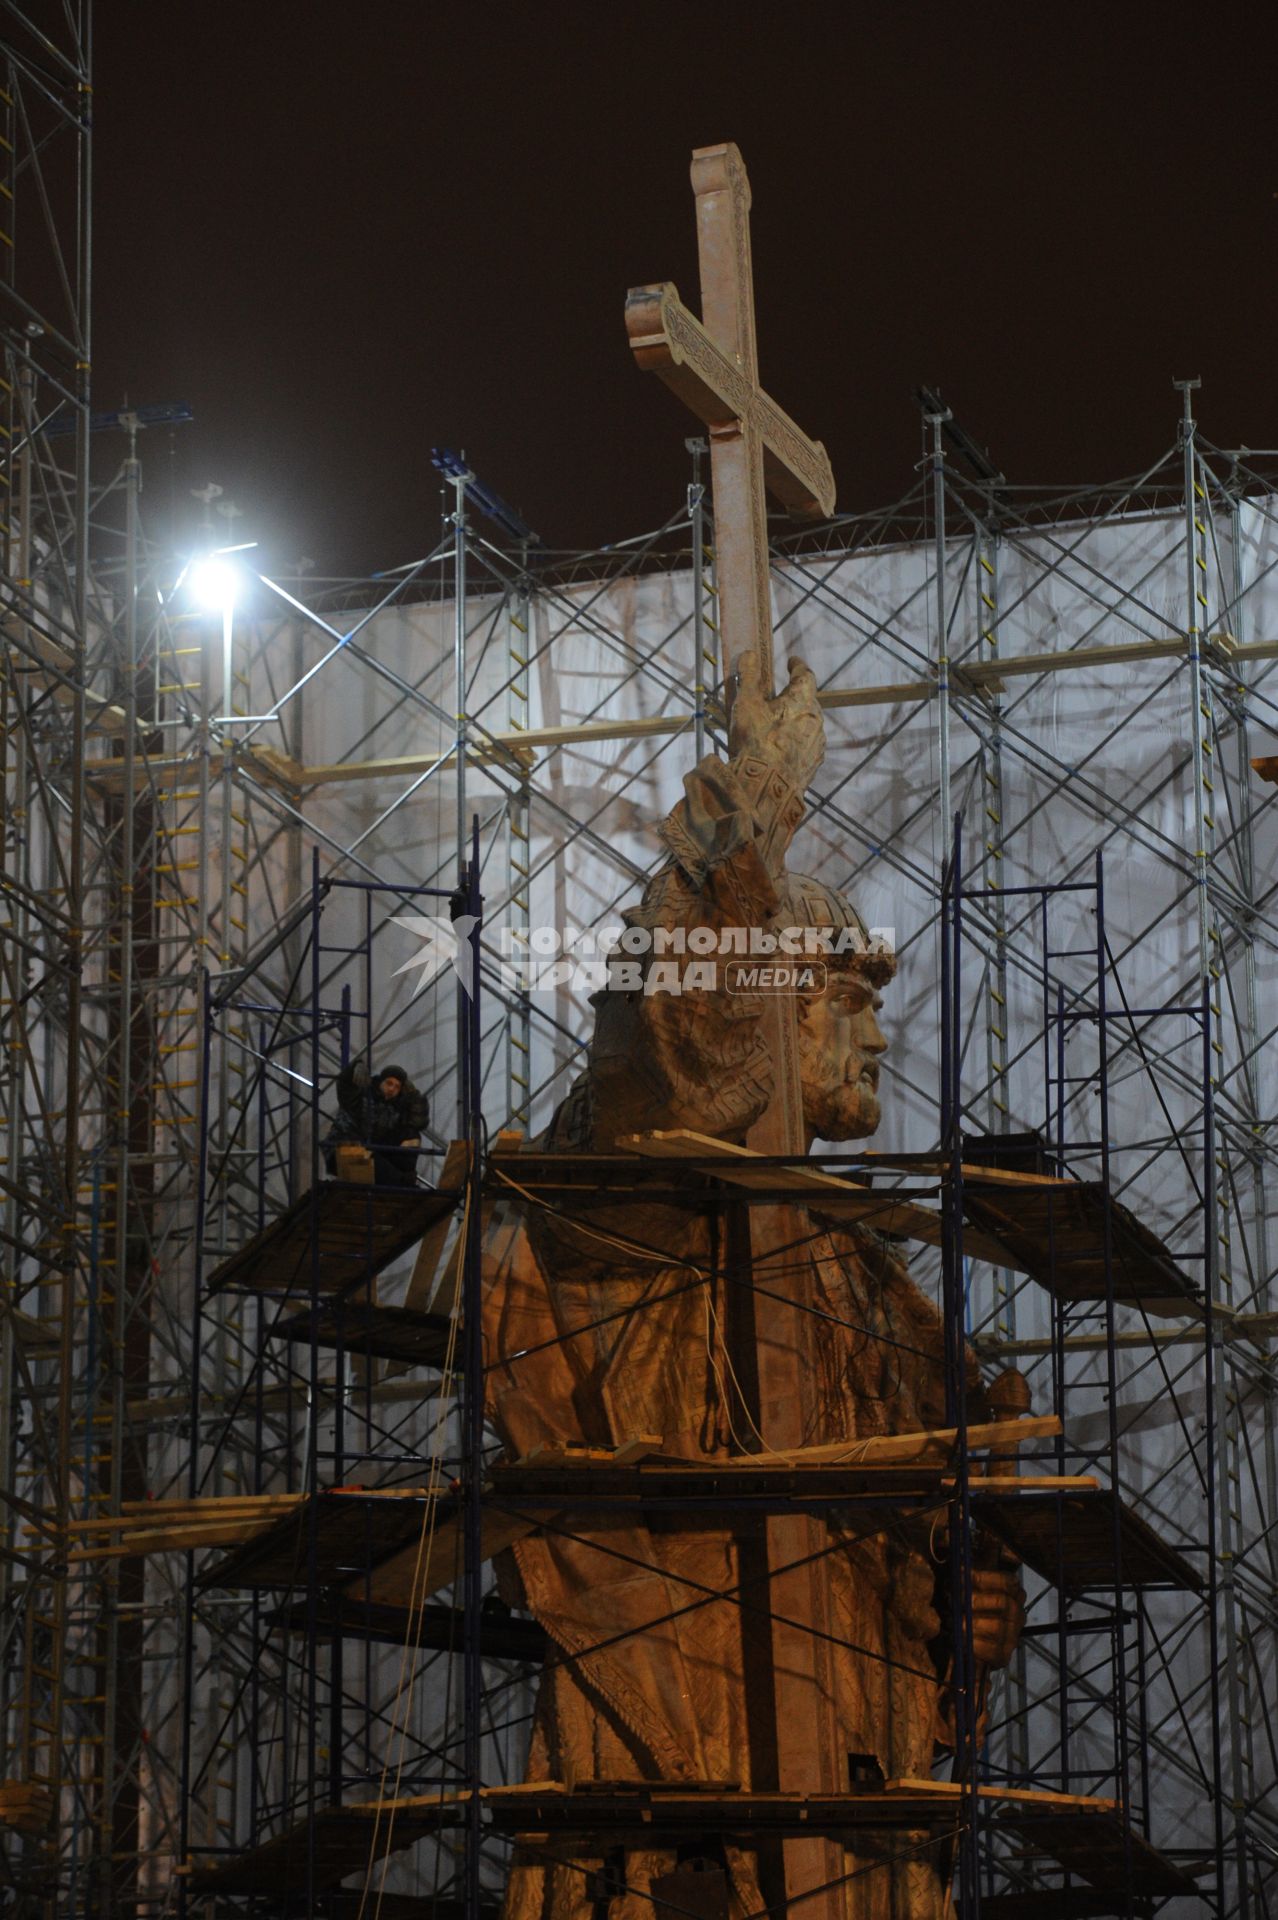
[{"left": 93, "top": 5, "right": 1278, "bottom": 579}]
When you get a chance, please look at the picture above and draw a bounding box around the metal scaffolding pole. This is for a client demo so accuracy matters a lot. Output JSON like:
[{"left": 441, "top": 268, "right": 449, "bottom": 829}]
[
  {"left": 1180, "top": 390, "right": 1257, "bottom": 1918},
  {"left": 928, "top": 404, "right": 953, "bottom": 837}
]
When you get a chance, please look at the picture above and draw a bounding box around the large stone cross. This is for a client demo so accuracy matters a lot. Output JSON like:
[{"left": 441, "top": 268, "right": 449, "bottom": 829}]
[
  {"left": 627, "top": 141, "right": 831, "bottom": 1162},
  {"left": 625, "top": 144, "right": 847, "bottom": 1920},
  {"left": 625, "top": 140, "right": 835, "bottom": 695}
]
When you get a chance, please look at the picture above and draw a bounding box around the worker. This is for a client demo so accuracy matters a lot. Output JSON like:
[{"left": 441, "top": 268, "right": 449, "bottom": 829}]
[{"left": 324, "top": 1060, "right": 429, "bottom": 1187}]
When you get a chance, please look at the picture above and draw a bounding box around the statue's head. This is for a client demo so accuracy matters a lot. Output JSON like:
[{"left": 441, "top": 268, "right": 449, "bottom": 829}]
[{"left": 778, "top": 873, "right": 896, "bottom": 1145}]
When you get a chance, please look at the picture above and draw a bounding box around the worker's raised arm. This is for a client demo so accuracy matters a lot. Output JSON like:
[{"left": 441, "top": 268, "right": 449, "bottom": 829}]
[{"left": 335, "top": 1058, "right": 369, "bottom": 1116}]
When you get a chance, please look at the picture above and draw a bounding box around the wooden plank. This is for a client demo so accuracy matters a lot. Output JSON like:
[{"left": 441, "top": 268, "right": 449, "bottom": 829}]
[
  {"left": 184, "top": 1788, "right": 1191, "bottom": 1901},
  {"left": 623, "top": 1127, "right": 875, "bottom": 1190},
  {"left": 359, "top": 1508, "right": 541, "bottom": 1608},
  {"left": 488, "top": 1460, "right": 1064, "bottom": 1513},
  {"left": 207, "top": 1180, "right": 459, "bottom": 1296},
  {"left": 973, "top": 1489, "right": 1203, "bottom": 1593},
  {"left": 117, "top": 1516, "right": 285, "bottom": 1543},
  {"left": 962, "top": 636, "right": 1186, "bottom": 683},
  {"left": 979, "top": 1320, "right": 1243, "bottom": 1357},
  {"left": 2, "top": 620, "right": 130, "bottom": 734},
  {"left": 725, "top": 1415, "right": 1061, "bottom": 1468},
  {"left": 516, "top": 1434, "right": 666, "bottom": 1468},
  {"left": 962, "top": 1181, "right": 1203, "bottom": 1319},
  {"left": 450, "top": 1781, "right": 1123, "bottom": 1837},
  {"left": 864, "top": 1153, "right": 1070, "bottom": 1189},
  {"left": 966, "top": 1893, "right": 1157, "bottom": 1920},
  {"left": 119, "top": 1493, "right": 304, "bottom": 1513},
  {"left": 942, "top": 1475, "right": 1098, "bottom": 1493},
  {"left": 998, "top": 1811, "right": 1198, "bottom": 1897},
  {"left": 191, "top": 1485, "right": 536, "bottom": 1599},
  {"left": 819, "top": 680, "right": 936, "bottom": 711},
  {"left": 69, "top": 1519, "right": 284, "bottom": 1563},
  {"left": 273, "top": 1300, "right": 455, "bottom": 1369},
  {"left": 0, "top": 1781, "right": 53, "bottom": 1835},
  {"left": 197, "top": 1489, "right": 440, "bottom": 1590},
  {"left": 245, "top": 631, "right": 1278, "bottom": 788},
  {"left": 84, "top": 648, "right": 1278, "bottom": 807},
  {"left": 268, "top": 1595, "right": 549, "bottom": 1661},
  {"left": 92, "top": 734, "right": 533, "bottom": 793},
  {"left": 468, "top": 1782, "right": 1190, "bottom": 1898},
  {"left": 74, "top": 1495, "right": 303, "bottom": 1530},
  {"left": 268, "top": 740, "right": 534, "bottom": 786},
  {"left": 619, "top": 1129, "right": 1023, "bottom": 1270},
  {"left": 402, "top": 1139, "right": 470, "bottom": 1313},
  {"left": 534, "top": 1416, "right": 1061, "bottom": 1475},
  {"left": 186, "top": 1800, "right": 443, "bottom": 1896},
  {"left": 421, "top": 1131, "right": 520, "bottom": 1325},
  {"left": 885, "top": 1778, "right": 1115, "bottom": 1811},
  {"left": 69, "top": 1494, "right": 305, "bottom": 1559}
]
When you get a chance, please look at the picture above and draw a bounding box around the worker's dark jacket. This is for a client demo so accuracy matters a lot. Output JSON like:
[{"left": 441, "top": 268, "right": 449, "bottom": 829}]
[{"left": 325, "top": 1064, "right": 430, "bottom": 1185}]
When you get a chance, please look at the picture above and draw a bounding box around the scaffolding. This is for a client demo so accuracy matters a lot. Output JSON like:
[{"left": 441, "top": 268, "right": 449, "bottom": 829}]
[
  {"left": 0, "top": 11, "right": 1273, "bottom": 1911},
  {"left": 4, "top": 401, "right": 1277, "bottom": 1913},
  {"left": 0, "top": 5, "right": 107, "bottom": 1909},
  {"left": 145, "top": 823, "right": 1241, "bottom": 1919}
]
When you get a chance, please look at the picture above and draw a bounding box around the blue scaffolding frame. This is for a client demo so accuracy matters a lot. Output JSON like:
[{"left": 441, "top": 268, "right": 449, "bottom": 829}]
[
  {"left": 178, "top": 831, "right": 487, "bottom": 1920},
  {"left": 942, "top": 817, "right": 1225, "bottom": 1916}
]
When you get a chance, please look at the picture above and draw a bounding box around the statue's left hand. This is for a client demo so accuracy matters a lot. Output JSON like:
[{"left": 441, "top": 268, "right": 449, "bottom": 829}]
[
  {"left": 729, "top": 652, "right": 825, "bottom": 791},
  {"left": 970, "top": 1567, "right": 1026, "bottom": 1669}
]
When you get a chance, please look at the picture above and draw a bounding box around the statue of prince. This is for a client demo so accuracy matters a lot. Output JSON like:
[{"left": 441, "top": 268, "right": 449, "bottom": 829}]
[{"left": 482, "top": 654, "right": 1025, "bottom": 1920}]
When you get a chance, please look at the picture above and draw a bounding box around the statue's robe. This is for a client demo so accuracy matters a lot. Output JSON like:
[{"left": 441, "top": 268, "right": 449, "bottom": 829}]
[{"left": 482, "top": 752, "right": 963, "bottom": 1920}]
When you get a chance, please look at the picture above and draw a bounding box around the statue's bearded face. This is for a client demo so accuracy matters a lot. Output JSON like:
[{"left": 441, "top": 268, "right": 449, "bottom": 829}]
[{"left": 797, "top": 970, "right": 888, "bottom": 1142}]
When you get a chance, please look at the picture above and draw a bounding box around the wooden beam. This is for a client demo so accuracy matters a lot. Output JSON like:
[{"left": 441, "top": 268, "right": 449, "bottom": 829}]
[
  {"left": 384, "top": 1778, "right": 1120, "bottom": 1823},
  {"left": 722, "top": 1415, "right": 1062, "bottom": 1467},
  {"left": 619, "top": 1128, "right": 1022, "bottom": 1270},
  {"left": 88, "top": 736, "right": 532, "bottom": 796},
  {"left": 357, "top": 1508, "right": 540, "bottom": 1608},
  {"left": 980, "top": 1304, "right": 1277, "bottom": 1357},
  {"left": 3, "top": 619, "right": 130, "bottom": 733},
  {"left": 944, "top": 1473, "right": 1099, "bottom": 1492},
  {"left": 882, "top": 1777, "right": 1115, "bottom": 1811},
  {"left": 0, "top": 1782, "right": 54, "bottom": 1835},
  {"left": 94, "top": 1371, "right": 452, "bottom": 1431},
  {"left": 862, "top": 1152, "right": 1069, "bottom": 1189},
  {"left": 81, "top": 635, "right": 1278, "bottom": 795},
  {"left": 963, "top": 635, "right": 1188, "bottom": 684},
  {"left": 89, "top": 747, "right": 282, "bottom": 795},
  {"left": 271, "top": 740, "right": 534, "bottom": 786}
]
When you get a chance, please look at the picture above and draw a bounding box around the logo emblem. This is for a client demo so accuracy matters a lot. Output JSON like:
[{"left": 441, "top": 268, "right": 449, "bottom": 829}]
[{"left": 391, "top": 914, "right": 479, "bottom": 998}]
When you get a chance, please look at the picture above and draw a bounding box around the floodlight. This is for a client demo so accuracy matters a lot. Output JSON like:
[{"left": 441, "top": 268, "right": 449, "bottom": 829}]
[{"left": 188, "top": 553, "right": 239, "bottom": 614}]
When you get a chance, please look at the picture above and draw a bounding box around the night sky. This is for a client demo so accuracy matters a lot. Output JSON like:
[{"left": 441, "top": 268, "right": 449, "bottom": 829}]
[{"left": 93, "top": 5, "right": 1278, "bottom": 579}]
